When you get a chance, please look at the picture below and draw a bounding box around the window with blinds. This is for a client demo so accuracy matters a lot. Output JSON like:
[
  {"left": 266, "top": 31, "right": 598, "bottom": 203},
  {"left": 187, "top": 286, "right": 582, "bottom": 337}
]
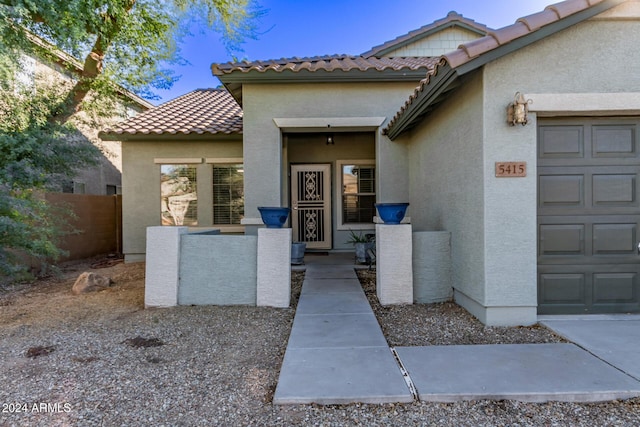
[
  {"left": 212, "top": 164, "right": 244, "bottom": 225},
  {"left": 342, "top": 164, "right": 375, "bottom": 224}
]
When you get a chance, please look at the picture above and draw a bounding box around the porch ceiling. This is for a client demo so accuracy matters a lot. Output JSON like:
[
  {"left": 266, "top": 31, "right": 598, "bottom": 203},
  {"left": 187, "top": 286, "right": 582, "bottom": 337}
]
[{"left": 273, "top": 117, "right": 386, "bottom": 133}]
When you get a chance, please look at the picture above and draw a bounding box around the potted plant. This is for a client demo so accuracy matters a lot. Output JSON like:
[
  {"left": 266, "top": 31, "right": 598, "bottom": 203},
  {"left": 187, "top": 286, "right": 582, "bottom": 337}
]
[
  {"left": 257, "top": 206, "right": 290, "bottom": 228},
  {"left": 346, "top": 230, "right": 375, "bottom": 264},
  {"left": 375, "top": 202, "right": 409, "bottom": 224}
]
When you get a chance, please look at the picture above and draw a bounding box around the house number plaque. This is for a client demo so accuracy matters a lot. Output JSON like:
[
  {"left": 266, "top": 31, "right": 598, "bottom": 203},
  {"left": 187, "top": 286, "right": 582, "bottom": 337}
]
[{"left": 495, "top": 162, "right": 526, "bottom": 177}]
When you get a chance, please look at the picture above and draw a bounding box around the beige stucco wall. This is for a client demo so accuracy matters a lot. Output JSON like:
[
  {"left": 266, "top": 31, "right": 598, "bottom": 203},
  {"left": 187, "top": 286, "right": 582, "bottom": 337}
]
[
  {"left": 404, "top": 3, "right": 640, "bottom": 325},
  {"left": 241, "top": 82, "right": 418, "bottom": 235},
  {"left": 404, "top": 74, "right": 486, "bottom": 306},
  {"left": 122, "top": 138, "right": 242, "bottom": 261},
  {"left": 386, "top": 27, "right": 482, "bottom": 57}
]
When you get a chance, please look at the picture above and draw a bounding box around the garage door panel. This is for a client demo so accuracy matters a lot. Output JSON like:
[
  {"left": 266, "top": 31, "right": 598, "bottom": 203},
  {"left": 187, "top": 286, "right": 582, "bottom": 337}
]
[
  {"left": 538, "top": 119, "right": 640, "bottom": 314},
  {"left": 592, "top": 174, "right": 636, "bottom": 206},
  {"left": 593, "top": 273, "right": 637, "bottom": 304},
  {"left": 593, "top": 223, "right": 636, "bottom": 255},
  {"left": 538, "top": 216, "right": 640, "bottom": 264},
  {"left": 540, "top": 122, "right": 640, "bottom": 167},
  {"left": 539, "top": 174, "right": 584, "bottom": 207},
  {"left": 539, "top": 273, "right": 585, "bottom": 305},
  {"left": 538, "top": 126, "right": 584, "bottom": 158},
  {"left": 539, "top": 166, "right": 640, "bottom": 215},
  {"left": 539, "top": 224, "right": 584, "bottom": 256},
  {"left": 592, "top": 125, "right": 636, "bottom": 158},
  {"left": 538, "top": 267, "right": 640, "bottom": 314}
]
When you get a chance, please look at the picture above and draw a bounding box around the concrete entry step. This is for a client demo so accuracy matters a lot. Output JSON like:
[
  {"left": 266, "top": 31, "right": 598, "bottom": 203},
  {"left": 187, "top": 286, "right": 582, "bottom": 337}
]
[{"left": 301, "top": 278, "right": 362, "bottom": 295}]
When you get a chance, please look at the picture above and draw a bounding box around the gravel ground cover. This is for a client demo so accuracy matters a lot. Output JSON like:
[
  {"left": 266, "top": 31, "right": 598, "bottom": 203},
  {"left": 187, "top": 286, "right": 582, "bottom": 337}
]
[
  {"left": 355, "top": 269, "right": 567, "bottom": 347},
  {"left": 0, "top": 260, "right": 639, "bottom": 426}
]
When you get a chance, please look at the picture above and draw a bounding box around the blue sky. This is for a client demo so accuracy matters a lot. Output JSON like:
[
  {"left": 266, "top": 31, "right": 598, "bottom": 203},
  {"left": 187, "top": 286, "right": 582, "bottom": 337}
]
[{"left": 155, "top": 0, "right": 554, "bottom": 103}]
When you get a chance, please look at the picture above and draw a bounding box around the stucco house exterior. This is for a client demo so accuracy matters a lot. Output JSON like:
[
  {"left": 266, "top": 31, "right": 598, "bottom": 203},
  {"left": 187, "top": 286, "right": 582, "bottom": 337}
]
[
  {"left": 102, "top": 0, "right": 640, "bottom": 325},
  {"left": 20, "top": 32, "right": 153, "bottom": 195}
]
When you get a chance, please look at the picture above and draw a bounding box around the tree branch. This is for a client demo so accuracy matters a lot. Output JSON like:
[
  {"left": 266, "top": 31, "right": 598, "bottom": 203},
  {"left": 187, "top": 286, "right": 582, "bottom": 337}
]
[{"left": 53, "top": 0, "right": 136, "bottom": 124}]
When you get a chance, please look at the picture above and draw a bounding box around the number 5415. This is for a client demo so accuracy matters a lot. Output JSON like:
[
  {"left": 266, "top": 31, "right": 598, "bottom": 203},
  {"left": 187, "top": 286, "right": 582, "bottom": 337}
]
[{"left": 495, "top": 162, "right": 526, "bottom": 177}]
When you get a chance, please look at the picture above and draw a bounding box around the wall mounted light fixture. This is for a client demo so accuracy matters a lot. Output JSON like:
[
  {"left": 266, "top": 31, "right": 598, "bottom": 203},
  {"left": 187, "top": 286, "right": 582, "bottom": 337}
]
[
  {"left": 326, "top": 134, "right": 335, "bottom": 145},
  {"left": 507, "top": 92, "right": 532, "bottom": 126}
]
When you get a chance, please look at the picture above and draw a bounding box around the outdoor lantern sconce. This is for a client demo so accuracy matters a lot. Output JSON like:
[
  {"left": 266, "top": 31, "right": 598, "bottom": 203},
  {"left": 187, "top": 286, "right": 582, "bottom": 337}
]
[
  {"left": 326, "top": 134, "right": 335, "bottom": 145},
  {"left": 507, "top": 92, "right": 532, "bottom": 126}
]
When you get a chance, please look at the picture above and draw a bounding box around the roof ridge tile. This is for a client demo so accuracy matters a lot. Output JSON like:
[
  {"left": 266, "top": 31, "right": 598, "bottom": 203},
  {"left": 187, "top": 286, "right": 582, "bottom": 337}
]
[
  {"left": 211, "top": 56, "right": 438, "bottom": 76},
  {"left": 548, "top": 0, "right": 593, "bottom": 18},
  {"left": 517, "top": 8, "right": 562, "bottom": 31}
]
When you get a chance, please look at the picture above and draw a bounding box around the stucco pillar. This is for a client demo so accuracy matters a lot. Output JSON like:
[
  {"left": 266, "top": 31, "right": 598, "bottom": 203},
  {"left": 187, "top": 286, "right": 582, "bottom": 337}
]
[
  {"left": 376, "top": 224, "right": 413, "bottom": 305},
  {"left": 257, "top": 228, "right": 291, "bottom": 307},
  {"left": 413, "top": 231, "right": 452, "bottom": 303},
  {"left": 145, "top": 226, "right": 188, "bottom": 307}
]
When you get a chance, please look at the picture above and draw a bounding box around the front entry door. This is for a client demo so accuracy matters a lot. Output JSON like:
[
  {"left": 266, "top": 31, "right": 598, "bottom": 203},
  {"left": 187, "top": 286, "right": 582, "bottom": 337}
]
[{"left": 291, "top": 164, "right": 332, "bottom": 249}]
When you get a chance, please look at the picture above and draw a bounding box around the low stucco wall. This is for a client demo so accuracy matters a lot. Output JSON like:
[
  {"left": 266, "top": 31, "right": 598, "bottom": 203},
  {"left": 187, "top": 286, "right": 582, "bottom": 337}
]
[
  {"left": 145, "top": 226, "right": 291, "bottom": 308},
  {"left": 412, "top": 231, "right": 452, "bottom": 303},
  {"left": 178, "top": 234, "right": 257, "bottom": 305}
]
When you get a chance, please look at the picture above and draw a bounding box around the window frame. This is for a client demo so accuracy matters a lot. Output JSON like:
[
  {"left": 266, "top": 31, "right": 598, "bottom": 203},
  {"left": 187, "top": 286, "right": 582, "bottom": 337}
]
[
  {"left": 336, "top": 159, "right": 376, "bottom": 230},
  {"left": 158, "top": 162, "right": 200, "bottom": 227},
  {"left": 207, "top": 158, "right": 245, "bottom": 232}
]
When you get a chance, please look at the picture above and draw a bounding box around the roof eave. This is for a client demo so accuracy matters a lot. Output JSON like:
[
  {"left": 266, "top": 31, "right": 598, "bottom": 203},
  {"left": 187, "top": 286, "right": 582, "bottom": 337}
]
[
  {"left": 385, "top": 0, "right": 626, "bottom": 140},
  {"left": 217, "top": 68, "right": 432, "bottom": 106},
  {"left": 216, "top": 67, "right": 433, "bottom": 84},
  {"left": 98, "top": 131, "right": 243, "bottom": 142},
  {"left": 384, "top": 64, "right": 457, "bottom": 140}
]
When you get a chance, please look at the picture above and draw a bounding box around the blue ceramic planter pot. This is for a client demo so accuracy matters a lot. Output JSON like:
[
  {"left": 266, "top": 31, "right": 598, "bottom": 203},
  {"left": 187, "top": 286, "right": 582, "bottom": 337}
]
[
  {"left": 375, "top": 203, "right": 409, "bottom": 225},
  {"left": 258, "top": 207, "right": 290, "bottom": 228}
]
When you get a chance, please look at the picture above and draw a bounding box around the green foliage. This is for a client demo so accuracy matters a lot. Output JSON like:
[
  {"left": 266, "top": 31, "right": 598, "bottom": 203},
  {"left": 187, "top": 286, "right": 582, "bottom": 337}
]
[
  {"left": 0, "top": 79, "right": 100, "bottom": 190},
  {"left": 0, "top": 73, "right": 99, "bottom": 280},
  {"left": 0, "top": 189, "right": 67, "bottom": 279},
  {"left": 0, "top": 0, "right": 263, "bottom": 280},
  {"left": 0, "top": 0, "right": 265, "bottom": 102},
  {"left": 345, "top": 229, "right": 371, "bottom": 245}
]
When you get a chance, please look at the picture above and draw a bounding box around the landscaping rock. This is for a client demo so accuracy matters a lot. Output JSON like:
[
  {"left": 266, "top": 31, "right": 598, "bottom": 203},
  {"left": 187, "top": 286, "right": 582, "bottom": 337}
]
[{"left": 71, "top": 272, "right": 113, "bottom": 295}]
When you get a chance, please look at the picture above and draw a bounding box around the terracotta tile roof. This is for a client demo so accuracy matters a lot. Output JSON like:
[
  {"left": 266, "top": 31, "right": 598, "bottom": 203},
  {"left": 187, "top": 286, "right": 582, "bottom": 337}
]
[
  {"left": 211, "top": 55, "right": 438, "bottom": 76},
  {"left": 362, "top": 11, "right": 491, "bottom": 58},
  {"left": 384, "top": 0, "right": 624, "bottom": 139},
  {"left": 100, "top": 89, "right": 242, "bottom": 139},
  {"left": 443, "top": 0, "right": 615, "bottom": 69}
]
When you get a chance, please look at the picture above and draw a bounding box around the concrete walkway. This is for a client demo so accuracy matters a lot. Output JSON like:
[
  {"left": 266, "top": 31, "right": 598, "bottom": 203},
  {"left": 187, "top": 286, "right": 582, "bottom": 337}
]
[
  {"left": 274, "top": 253, "right": 413, "bottom": 404},
  {"left": 274, "top": 254, "right": 640, "bottom": 404},
  {"left": 540, "top": 315, "right": 640, "bottom": 382}
]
